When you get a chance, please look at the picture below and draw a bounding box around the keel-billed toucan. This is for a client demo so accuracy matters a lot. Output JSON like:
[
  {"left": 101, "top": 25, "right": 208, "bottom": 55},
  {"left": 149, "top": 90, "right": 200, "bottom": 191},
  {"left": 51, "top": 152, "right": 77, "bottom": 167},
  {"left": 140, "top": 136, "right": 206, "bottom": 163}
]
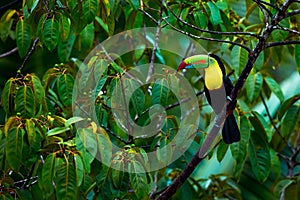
[{"left": 177, "top": 53, "right": 240, "bottom": 144}]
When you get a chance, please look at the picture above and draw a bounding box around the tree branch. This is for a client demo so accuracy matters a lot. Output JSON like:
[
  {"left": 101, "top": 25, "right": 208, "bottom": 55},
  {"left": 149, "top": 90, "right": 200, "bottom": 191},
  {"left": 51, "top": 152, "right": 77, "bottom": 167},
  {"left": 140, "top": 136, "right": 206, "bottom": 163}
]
[
  {"left": 156, "top": 0, "right": 296, "bottom": 199},
  {"left": 0, "top": 0, "right": 21, "bottom": 12},
  {"left": 285, "top": 9, "right": 300, "bottom": 18},
  {"left": 15, "top": 38, "right": 39, "bottom": 78},
  {"left": 156, "top": 102, "right": 227, "bottom": 200},
  {"left": 146, "top": 1, "right": 163, "bottom": 82},
  {"left": 266, "top": 40, "right": 300, "bottom": 48},
  {"left": 0, "top": 47, "right": 18, "bottom": 58},
  {"left": 166, "top": 2, "right": 261, "bottom": 39},
  {"left": 162, "top": 18, "right": 252, "bottom": 53}
]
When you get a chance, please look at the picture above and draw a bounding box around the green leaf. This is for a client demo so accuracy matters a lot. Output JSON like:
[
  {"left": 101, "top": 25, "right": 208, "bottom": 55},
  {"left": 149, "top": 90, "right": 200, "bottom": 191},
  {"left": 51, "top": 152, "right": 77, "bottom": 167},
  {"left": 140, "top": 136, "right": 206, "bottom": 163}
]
[
  {"left": 129, "top": 0, "right": 140, "bottom": 10},
  {"left": 31, "top": 74, "right": 45, "bottom": 104},
  {"left": 270, "top": 149, "right": 281, "bottom": 180},
  {"left": 46, "top": 127, "right": 70, "bottom": 136},
  {"left": 15, "top": 85, "right": 35, "bottom": 118},
  {"left": 248, "top": 116, "right": 271, "bottom": 183},
  {"left": 128, "top": 161, "right": 148, "bottom": 199},
  {"left": 65, "top": 116, "right": 85, "bottom": 127},
  {"left": 280, "top": 105, "right": 300, "bottom": 138},
  {"left": 216, "top": 141, "right": 229, "bottom": 162},
  {"left": 95, "top": 16, "right": 109, "bottom": 34},
  {"left": 207, "top": 2, "right": 222, "bottom": 26},
  {"left": 231, "top": 115, "right": 250, "bottom": 162},
  {"left": 152, "top": 78, "right": 169, "bottom": 107},
  {"left": 277, "top": 93, "right": 300, "bottom": 120},
  {"left": 231, "top": 45, "right": 248, "bottom": 74},
  {"left": 74, "top": 154, "right": 84, "bottom": 187},
  {"left": 83, "top": 0, "right": 99, "bottom": 23},
  {"left": 75, "top": 128, "right": 97, "bottom": 173},
  {"left": 264, "top": 76, "right": 284, "bottom": 102},
  {"left": 5, "top": 126, "right": 24, "bottom": 172},
  {"left": 42, "top": 153, "right": 56, "bottom": 192},
  {"left": 246, "top": 72, "right": 263, "bottom": 102},
  {"left": 96, "top": 128, "right": 112, "bottom": 169},
  {"left": 157, "top": 137, "right": 172, "bottom": 164},
  {"left": 25, "top": 119, "right": 36, "bottom": 145},
  {"left": 55, "top": 162, "right": 77, "bottom": 199},
  {"left": 274, "top": 179, "right": 294, "bottom": 198},
  {"left": 193, "top": 11, "right": 207, "bottom": 29},
  {"left": 58, "top": 32, "right": 75, "bottom": 62},
  {"left": 295, "top": 44, "right": 300, "bottom": 73},
  {"left": 1, "top": 78, "right": 16, "bottom": 115},
  {"left": 59, "top": 14, "right": 71, "bottom": 42},
  {"left": 80, "top": 23, "right": 94, "bottom": 51},
  {"left": 16, "top": 18, "right": 32, "bottom": 57},
  {"left": 249, "top": 111, "right": 270, "bottom": 141},
  {"left": 42, "top": 18, "right": 59, "bottom": 51},
  {"left": 255, "top": 51, "right": 264, "bottom": 71},
  {"left": 111, "top": 158, "right": 124, "bottom": 188},
  {"left": 57, "top": 74, "right": 74, "bottom": 107},
  {"left": 126, "top": 80, "right": 145, "bottom": 116}
]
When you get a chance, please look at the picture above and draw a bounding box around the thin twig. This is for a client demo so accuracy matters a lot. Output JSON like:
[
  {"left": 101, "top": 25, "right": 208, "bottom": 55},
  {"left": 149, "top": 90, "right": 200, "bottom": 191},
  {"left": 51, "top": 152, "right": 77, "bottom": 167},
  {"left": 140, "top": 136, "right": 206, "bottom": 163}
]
[
  {"left": 257, "top": 0, "right": 281, "bottom": 11},
  {"left": 259, "top": 93, "right": 291, "bottom": 149},
  {"left": 253, "top": 0, "right": 271, "bottom": 25},
  {"left": 163, "top": 19, "right": 252, "bottom": 53},
  {"left": 0, "top": 47, "right": 18, "bottom": 58},
  {"left": 15, "top": 38, "right": 39, "bottom": 78},
  {"left": 0, "top": 0, "right": 21, "bottom": 12},
  {"left": 166, "top": 2, "right": 261, "bottom": 39},
  {"left": 284, "top": 9, "right": 300, "bottom": 18},
  {"left": 74, "top": 101, "right": 129, "bottom": 144},
  {"left": 276, "top": 24, "right": 300, "bottom": 36},
  {"left": 156, "top": 102, "right": 227, "bottom": 200},
  {"left": 266, "top": 40, "right": 300, "bottom": 48},
  {"left": 146, "top": 1, "right": 163, "bottom": 82}
]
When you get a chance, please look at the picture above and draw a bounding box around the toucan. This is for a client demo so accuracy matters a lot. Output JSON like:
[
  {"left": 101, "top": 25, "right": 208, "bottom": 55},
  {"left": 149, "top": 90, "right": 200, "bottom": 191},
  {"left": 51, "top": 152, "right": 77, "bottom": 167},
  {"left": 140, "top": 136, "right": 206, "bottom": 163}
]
[{"left": 177, "top": 53, "right": 240, "bottom": 144}]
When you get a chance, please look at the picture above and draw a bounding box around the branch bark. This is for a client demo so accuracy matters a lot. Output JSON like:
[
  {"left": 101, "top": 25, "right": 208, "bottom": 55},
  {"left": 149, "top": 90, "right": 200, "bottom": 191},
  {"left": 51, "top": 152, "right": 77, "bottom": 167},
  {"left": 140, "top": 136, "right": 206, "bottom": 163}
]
[{"left": 156, "top": 0, "right": 295, "bottom": 199}]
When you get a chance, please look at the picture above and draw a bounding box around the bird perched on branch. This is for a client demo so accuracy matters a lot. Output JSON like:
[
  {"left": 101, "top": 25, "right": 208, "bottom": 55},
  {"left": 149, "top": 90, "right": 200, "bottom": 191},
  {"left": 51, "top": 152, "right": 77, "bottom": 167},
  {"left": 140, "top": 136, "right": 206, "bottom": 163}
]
[{"left": 177, "top": 53, "right": 240, "bottom": 144}]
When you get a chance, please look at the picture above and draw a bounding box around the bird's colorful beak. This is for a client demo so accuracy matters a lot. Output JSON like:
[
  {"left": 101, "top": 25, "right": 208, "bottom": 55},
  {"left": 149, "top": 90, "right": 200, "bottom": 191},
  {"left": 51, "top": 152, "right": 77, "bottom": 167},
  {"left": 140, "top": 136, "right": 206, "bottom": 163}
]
[{"left": 177, "top": 54, "right": 210, "bottom": 71}]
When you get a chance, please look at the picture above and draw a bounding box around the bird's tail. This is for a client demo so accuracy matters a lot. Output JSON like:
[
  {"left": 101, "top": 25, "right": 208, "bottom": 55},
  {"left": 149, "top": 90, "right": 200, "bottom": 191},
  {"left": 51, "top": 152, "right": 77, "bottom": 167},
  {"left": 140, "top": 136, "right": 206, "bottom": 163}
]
[{"left": 222, "top": 114, "right": 240, "bottom": 144}]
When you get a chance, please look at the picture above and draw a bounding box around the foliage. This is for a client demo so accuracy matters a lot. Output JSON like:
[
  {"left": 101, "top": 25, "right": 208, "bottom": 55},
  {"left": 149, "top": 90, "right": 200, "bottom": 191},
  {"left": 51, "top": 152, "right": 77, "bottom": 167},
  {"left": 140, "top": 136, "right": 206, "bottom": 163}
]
[{"left": 0, "top": 0, "right": 300, "bottom": 199}]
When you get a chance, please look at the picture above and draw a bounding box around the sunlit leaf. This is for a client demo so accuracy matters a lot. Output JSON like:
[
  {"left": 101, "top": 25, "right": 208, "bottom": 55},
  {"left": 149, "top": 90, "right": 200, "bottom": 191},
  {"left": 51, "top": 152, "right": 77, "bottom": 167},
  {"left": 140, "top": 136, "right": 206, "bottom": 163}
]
[
  {"left": 207, "top": 2, "right": 222, "bottom": 26},
  {"left": 217, "top": 141, "right": 228, "bottom": 162},
  {"left": 74, "top": 154, "right": 84, "bottom": 187},
  {"left": 231, "top": 45, "right": 248, "bottom": 74},
  {"left": 277, "top": 93, "right": 300, "bottom": 120},
  {"left": 231, "top": 115, "right": 250, "bottom": 162},
  {"left": 46, "top": 127, "right": 70, "bottom": 136},
  {"left": 280, "top": 105, "right": 300, "bottom": 139},
  {"left": 246, "top": 72, "right": 263, "bottom": 102},
  {"left": 295, "top": 44, "right": 300, "bottom": 73},
  {"left": 248, "top": 114, "right": 271, "bottom": 183},
  {"left": 264, "top": 76, "right": 284, "bottom": 102}
]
